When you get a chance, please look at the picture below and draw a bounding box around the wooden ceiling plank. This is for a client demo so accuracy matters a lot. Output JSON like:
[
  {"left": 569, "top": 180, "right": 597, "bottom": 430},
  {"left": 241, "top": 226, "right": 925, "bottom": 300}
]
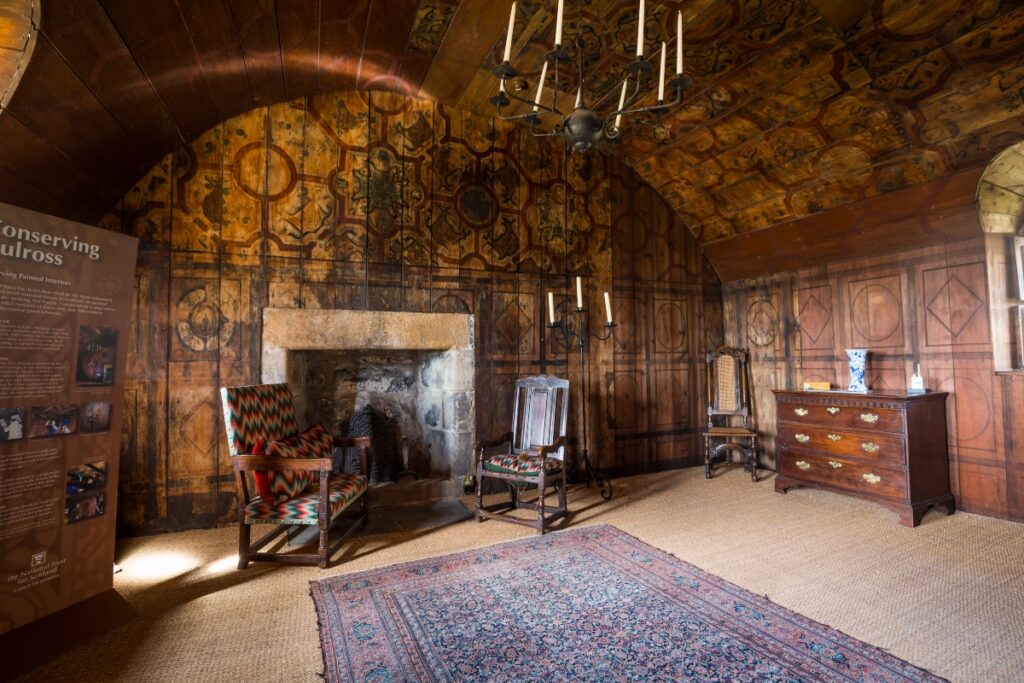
[
  {"left": 3, "top": 37, "right": 151, "bottom": 190},
  {"left": 175, "top": 0, "right": 256, "bottom": 122},
  {"left": 391, "top": 0, "right": 461, "bottom": 95},
  {"left": 702, "top": 168, "right": 985, "bottom": 281},
  {"left": 418, "top": 0, "right": 509, "bottom": 104},
  {"left": 0, "top": 162, "right": 74, "bottom": 218},
  {"left": 99, "top": 0, "right": 220, "bottom": 142},
  {"left": 41, "top": 0, "right": 184, "bottom": 157},
  {"left": 228, "top": 0, "right": 286, "bottom": 105},
  {"left": 275, "top": 0, "right": 319, "bottom": 101},
  {"left": 357, "top": 0, "right": 419, "bottom": 92},
  {"left": 317, "top": 0, "right": 371, "bottom": 95},
  {"left": 0, "top": 113, "right": 121, "bottom": 213}
]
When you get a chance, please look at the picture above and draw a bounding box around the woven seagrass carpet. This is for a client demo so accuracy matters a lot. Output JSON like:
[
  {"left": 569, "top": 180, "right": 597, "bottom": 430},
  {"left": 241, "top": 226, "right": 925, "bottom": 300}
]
[{"left": 310, "top": 524, "right": 945, "bottom": 682}]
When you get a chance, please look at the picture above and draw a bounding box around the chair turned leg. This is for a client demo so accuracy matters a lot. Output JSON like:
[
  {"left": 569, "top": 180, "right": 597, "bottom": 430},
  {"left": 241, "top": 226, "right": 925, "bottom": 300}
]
[
  {"left": 475, "top": 469, "right": 484, "bottom": 522},
  {"left": 704, "top": 440, "right": 713, "bottom": 479},
  {"left": 749, "top": 439, "right": 759, "bottom": 482},
  {"left": 318, "top": 520, "right": 330, "bottom": 569},
  {"left": 237, "top": 520, "right": 250, "bottom": 569},
  {"left": 537, "top": 472, "right": 546, "bottom": 535}
]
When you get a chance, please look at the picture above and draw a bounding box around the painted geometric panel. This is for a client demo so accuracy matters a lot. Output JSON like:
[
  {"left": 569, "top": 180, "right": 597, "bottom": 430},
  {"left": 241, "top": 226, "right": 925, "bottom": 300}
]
[
  {"left": 653, "top": 368, "right": 689, "bottom": 428},
  {"left": 847, "top": 274, "right": 905, "bottom": 349},
  {"left": 170, "top": 277, "right": 240, "bottom": 361},
  {"left": 613, "top": 370, "right": 645, "bottom": 432},
  {"left": 936, "top": 367, "right": 999, "bottom": 455},
  {"left": 491, "top": 291, "right": 536, "bottom": 358},
  {"left": 654, "top": 298, "right": 687, "bottom": 355},
  {"left": 922, "top": 262, "right": 990, "bottom": 349},
  {"left": 797, "top": 284, "right": 834, "bottom": 351}
]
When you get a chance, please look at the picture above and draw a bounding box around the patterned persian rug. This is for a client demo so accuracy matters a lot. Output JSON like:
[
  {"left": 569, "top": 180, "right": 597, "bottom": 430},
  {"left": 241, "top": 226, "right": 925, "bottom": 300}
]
[{"left": 310, "top": 525, "right": 945, "bottom": 682}]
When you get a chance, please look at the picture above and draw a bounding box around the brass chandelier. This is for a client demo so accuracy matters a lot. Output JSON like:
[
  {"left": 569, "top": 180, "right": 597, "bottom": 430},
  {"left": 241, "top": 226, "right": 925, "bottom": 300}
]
[{"left": 490, "top": 0, "right": 692, "bottom": 153}]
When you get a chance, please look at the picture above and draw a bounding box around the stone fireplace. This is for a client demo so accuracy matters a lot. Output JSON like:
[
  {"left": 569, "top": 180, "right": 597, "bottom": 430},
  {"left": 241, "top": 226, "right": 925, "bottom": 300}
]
[{"left": 261, "top": 309, "right": 475, "bottom": 483}]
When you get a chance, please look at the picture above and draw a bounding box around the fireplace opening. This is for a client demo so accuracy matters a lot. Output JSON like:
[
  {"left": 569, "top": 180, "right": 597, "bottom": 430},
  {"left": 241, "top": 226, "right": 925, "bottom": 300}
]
[{"left": 261, "top": 308, "right": 476, "bottom": 504}]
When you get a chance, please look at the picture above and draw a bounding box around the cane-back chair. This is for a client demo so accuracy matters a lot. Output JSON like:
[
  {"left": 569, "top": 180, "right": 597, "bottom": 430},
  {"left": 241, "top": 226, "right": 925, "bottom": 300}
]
[
  {"left": 220, "top": 383, "right": 369, "bottom": 568},
  {"left": 474, "top": 375, "right": 569, "bottom": 534},
  {"left": 703, "top": 347, "right": 760, "bottom": 481}
]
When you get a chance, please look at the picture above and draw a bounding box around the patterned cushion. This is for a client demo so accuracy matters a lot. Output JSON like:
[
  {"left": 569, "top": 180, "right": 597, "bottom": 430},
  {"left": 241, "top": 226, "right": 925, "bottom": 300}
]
[
  {"left": 220, "top": 384, "right": 299, "bottom": 456},
  {"left": 483, "top": 452, "right": 563, "bottom": 476},
  {"left": 250, "top": 437, "right": 274, "bottom": 502},
  {"left": 266, "top": 423, "right": 334, "bottom": 503},
  {"left": 243, "top": 474, "right": 368, "bottom": 525}
]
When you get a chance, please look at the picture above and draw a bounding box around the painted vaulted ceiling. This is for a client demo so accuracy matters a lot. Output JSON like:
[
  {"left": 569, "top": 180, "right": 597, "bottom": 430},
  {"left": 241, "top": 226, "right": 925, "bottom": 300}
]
[{"left": 0, "top": 0, "right": 1021, "bottom": 279}]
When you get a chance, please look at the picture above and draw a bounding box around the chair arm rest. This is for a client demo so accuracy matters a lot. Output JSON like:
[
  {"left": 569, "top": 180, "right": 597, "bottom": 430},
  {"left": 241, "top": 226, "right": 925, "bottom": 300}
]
[
  {"left": 537, "top": 435, "right": 566, "bottom": 458},
  {"left": 335, "top": 436, "right": 370, "bottom": 449},
  {"left": 475, "top": 432, "right": 513, "bottom": 450},
  {"left": 231, "top": 455, "right": 333, "bottom": 472}
]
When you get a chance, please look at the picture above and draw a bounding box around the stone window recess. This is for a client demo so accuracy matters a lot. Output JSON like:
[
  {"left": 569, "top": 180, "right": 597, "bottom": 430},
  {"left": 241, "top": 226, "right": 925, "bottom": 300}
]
[{"left": 977, "top": 143, "right": 1024, "bottom": 371}]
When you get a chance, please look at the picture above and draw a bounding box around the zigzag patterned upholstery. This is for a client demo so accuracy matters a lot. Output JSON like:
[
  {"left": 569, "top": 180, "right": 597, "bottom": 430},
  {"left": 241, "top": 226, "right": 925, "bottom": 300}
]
[
  {"left": 220, "top": 384, "right": 299, "bottom": 456},
  {"left": 220, "top": 382, "right": 370, "bottom": 568},
  {"left": 483, "top": 452, "right": 563, "bottom": 476},
  {"left": 244, "top": 474, "right": 368, "bottom": 524}
]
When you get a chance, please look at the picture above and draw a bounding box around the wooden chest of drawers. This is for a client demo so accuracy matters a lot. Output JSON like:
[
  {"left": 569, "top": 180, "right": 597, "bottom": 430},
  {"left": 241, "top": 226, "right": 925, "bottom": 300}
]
[{"left": 773, "top": 390, "right": 955, "bottom": 527}]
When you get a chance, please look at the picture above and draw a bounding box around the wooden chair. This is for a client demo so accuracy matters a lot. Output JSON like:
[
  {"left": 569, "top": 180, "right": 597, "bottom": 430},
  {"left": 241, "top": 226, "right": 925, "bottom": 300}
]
[
  {"left": 703, "top": 347, "right": 759, "bottom": 481},
  {"left": 474, "top": 375, "right": 569, "bottom": 535},
  {"left": 220, "top": 383, "right": 369, "bottom": 569}
]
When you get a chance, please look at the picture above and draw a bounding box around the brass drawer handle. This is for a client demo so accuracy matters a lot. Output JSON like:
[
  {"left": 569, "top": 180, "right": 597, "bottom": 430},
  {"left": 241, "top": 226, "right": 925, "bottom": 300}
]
[
  {"left": 860, "top": 413, "right": 879, "bottom": 424},
  {"left": 828, "top": 461, "right": 843, "bottom": 469},
  {"left": 795, "top": 433, "right": 810, "bottom": 443},
  {"left": 796, "top": 460, "right": 810, "bottom": 471},
  {"left": 861, "top": 442, "right": 879, "bottom": 453},
  {"left": 794, "top": 408, "right": 808, "bottom": 416},
  {"left": 827, "top": 433, "right": 841, "bottom": 442},
  {"left": 862, "top": 473, "right": 881, "bottom": 484},
  {"left": 826, "top": 407, "right": 840, "bottom": 415}
]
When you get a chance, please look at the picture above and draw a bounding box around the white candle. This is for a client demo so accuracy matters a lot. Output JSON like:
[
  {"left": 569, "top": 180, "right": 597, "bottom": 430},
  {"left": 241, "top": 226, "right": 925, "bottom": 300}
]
[
  {"left": 604, "top": 292, "right": 613, "bottom": 325},
  {"left": 532, "top": 61, "right": 548, "bottom": 112},
  {"left": 615, "top": 80, "right": 627, "bottom": 128},
  {"left": 503, "top": 2, "right": 516, "bottom": 62},
  {"left": 658, "top": 42, "right": 666, "bottom": 101},
  {"left": 676, "top": 11, "right": 683, "bottom": 75},
  {"left": 574, "top": 85, "right": 582, "bottom": 109},
  {"left": 636, "top": 0, "right": 645, "bottom": 57},
  {"left": 576, "top": 276, "right": 583, "bottom": 309},
  {"left": 499, "top": 79, "right": 506, "bottom": 93},
  {"left": 554, "top": 0, "right": 565, "bottom": 47},
  {"left": 548, "top": 291, "right": 555, "bottom": 325}
]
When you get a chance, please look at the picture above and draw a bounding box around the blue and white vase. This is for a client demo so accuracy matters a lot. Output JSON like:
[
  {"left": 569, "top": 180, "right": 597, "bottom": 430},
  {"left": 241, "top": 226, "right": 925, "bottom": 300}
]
[{"left": 845, "top": 348, "right": 869, "bottom": 393}]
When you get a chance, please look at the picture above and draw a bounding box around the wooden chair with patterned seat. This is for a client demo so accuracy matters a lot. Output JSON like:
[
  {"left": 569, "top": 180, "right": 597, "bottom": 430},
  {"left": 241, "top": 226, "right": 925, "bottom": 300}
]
[
  {"left": 220, "top": 383, "right": 370, "bottom": 569},
  {"left": 474, "top": 375, "right": 569, "bottom": 535},
  {"left": 703, "top": 347, "right": 760, "bottom": 481}
]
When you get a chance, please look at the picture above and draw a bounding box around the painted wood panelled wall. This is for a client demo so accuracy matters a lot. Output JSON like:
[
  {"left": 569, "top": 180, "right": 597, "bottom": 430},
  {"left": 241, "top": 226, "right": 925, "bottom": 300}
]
[
  {"left": 99, "top": 90, "right": 722, "bottom": 534},
  {"left": 723, "top": 238, "right": 1024, "bottom": 521}
]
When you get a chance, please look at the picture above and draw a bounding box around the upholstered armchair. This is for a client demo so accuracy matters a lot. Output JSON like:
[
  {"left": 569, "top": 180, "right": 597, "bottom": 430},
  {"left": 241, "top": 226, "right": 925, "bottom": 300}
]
[
  {"left": 220, "top": 383, "right": 369, "bottom": 569},
  {"left": 474, "top": 375, "right": 569, "bottom": 535}
]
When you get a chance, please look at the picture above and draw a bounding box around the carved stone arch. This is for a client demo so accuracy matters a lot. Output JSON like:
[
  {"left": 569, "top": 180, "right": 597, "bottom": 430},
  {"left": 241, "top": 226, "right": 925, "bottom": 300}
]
[{"left": 977, "top": 142, "right": 1024, "bottom": 371}]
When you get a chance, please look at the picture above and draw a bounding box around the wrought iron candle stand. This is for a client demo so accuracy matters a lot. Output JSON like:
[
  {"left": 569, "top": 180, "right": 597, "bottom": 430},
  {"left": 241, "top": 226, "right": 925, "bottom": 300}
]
[{"left": 548, "top": 307, "right": 615, "bottom": 500}]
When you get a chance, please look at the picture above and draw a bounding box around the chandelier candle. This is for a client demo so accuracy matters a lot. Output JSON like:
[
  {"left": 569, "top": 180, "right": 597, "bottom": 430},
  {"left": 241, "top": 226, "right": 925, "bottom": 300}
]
[
  {"left": 576, "top": 276, "right": 583, "bottom": 309},
  {"left": 548, "top": 291, "right": 556, "bottom": 325},
  {"left": 636, "top": 0, "right": 645, "bottom": 57},
  {"left": 677, "top": 11, "right": 683, "bottom": 74},
  {"left": 658, "top": 42, "right": 666, "bottom": 101},
  {"left": 503, "top": 2, "right": 516, "bottom": 62},
  {"left": 615, "top": 81, "right": 627, "bottom": 128},
  {"left": 604, "top": 292, "right": 613, "bottom": 325},
  {"left": 554, "top": 0, "right": 564, "bottom": 47},
  {"left": 532, "top": 61, "right": 548, "bottom": 112}
]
